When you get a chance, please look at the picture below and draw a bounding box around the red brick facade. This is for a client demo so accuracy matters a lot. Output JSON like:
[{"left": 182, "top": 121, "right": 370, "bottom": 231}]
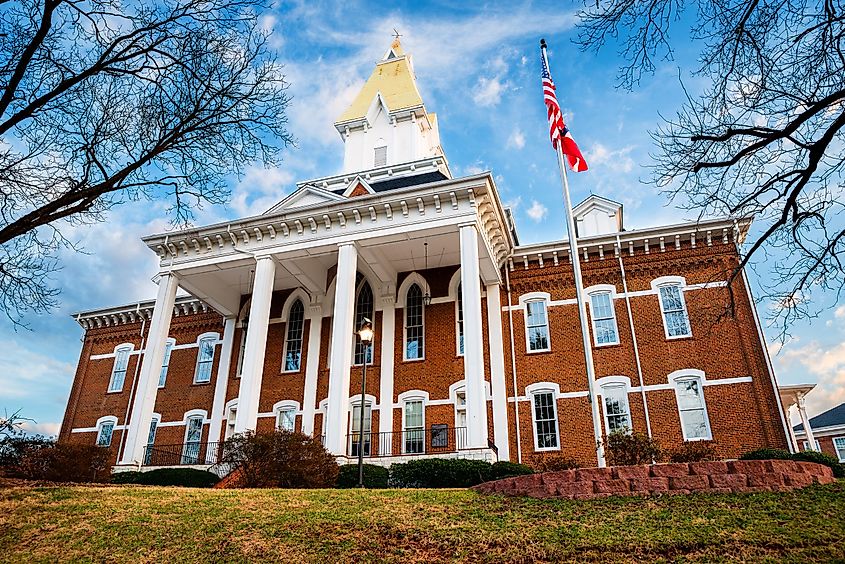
[{"left": 60, "top": 234, "right": 790, "bottom": 467}]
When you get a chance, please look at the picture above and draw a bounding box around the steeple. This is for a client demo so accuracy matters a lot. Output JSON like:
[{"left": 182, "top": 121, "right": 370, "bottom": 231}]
[{"left": 334, "top": 36, "right": 446, "bottom": 175}]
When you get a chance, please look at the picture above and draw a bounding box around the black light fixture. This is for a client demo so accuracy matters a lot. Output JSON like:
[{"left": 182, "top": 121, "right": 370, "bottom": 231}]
[
  {"left": 356, "top": 317, "right": 373, "bottom": 488},
  {"left": 422, "top": 242, "right": 432, "bottom": 306}
]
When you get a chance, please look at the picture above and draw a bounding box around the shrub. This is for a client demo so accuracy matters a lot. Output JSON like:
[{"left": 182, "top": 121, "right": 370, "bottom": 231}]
[
  {"left": 531, "top": 454, "right": 580, "bottom": 472},
  {"left": 336, "top": 463, "right": 390, "bottom": 488},
  {"left": 740, "top": 448, "right": 792, "bottom": 461},
  {"left": 389, "top": 458, "right": 492, "bottom": 488},
  {"left": 115, "top": 468, "right": 219, "bottom": 487},
  {"left": 490, "top": 461, "right": 534, "bottom": 480},
  {"left": 220, "top": 430, "right": 338, "bottom": 488},
  {"left": 0, "top": 435, "right": 53, "bottom": 475},
  {"left": 15, "top": 442, "right": 110, "bottom": 483},
  {"left": 669, "top": 441, "right": 717, "bottom": 463},
  {"left": 792, "top": 450, "right": 845, "bottom": 478},
  {"left": 604, "top": 431, "right": 662, "bottom": 466}
]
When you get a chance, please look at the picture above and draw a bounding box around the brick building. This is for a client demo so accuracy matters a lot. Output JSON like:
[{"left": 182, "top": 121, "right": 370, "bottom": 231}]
[{"left": 59, "top": 39, "right": 791, "bottom": 470}]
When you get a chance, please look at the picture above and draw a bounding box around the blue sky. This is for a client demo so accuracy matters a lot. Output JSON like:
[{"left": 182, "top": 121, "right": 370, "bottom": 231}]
[{"left": 2, "top": 0, "right": 843, "bottom": 435}]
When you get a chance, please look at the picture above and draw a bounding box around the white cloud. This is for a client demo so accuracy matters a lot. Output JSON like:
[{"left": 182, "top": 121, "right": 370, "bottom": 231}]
[
  {"left": 20, "top": 420, "right": 61, "bottom": 438},
  {"left": 772, "top": 339, "right": 845, "bottom": 421},
  {"left": 503, "top": 196, "right": 522, "bottom": 211},
  {"left": 473, "top": 76, "right": 508, "bottom": 107},
  {"left": 526, "top": 200, "right": 548, "bottom": 222},
  {"left": 835, "top": 305, "right": 845, "bottom": 318},
  {"left": 507, "top": 128, "right": 526, "bottom": 150},
  {"left": 230, "top": 165, "right": 295, "bottom": 217},
  {"left": 0, "top": 338, "right": 74, "bottom": 403},
  {"left": 585, "top": 142, "right": 636, "bottom": 174}
]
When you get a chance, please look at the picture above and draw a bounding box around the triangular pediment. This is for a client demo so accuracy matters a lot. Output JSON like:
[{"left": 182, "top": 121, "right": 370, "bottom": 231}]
[
  {"left": 265, "top": 185, "right": 346, "bottom": 214},
  {"left": 342, "top": 176, "right": 375, "bottom": 198},
  {"left": 572, "top": 195, "right": 624, "bottom": 236}
]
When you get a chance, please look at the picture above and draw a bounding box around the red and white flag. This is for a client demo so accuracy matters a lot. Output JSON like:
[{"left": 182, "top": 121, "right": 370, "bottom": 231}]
[{"left": 541, "top": 47, "right": 588, "bottom": 172}]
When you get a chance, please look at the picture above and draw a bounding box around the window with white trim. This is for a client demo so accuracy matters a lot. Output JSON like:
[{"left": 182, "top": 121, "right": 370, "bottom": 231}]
[
  {"left": 590, "top": 292, "right": 619, "bottom": 345},
  {"left": 182, "top": 415, "right": 204, "bottom": 463},
  {"left": 194, "top": 336, "right": 216, "bottom": 383},
  {"left": 404, "top": 399, "right": 425, "bottom": 454},
  {"left": 802, "top": 439, "right": 821, "bottom": 452},
  {"left": 602, "top": 384, "right": 631, "bottom": 434},
  {"left": 353, "top": 281, "right": 374, "bottom": 366},
  {"left": 455, "top": 388, "right": 467, "bottom": 429},
  {"left": 525, "top": 300, "right": 550, "bottom": 352},
  {"left": 374, "top": 145, "right": 387, "bottom": 167},
  {"left": 405, "top": 283, "right": 424, "bottom": 360},
  {"left": 674, "top": 377, "right": 711, "bottom": 440},
  {"left": 531, "top": 390, "right": 559, "bottom": 450},
  {"left": 235, "top": 329, "right": 246, "bottom": 378},
  {"left": 658, "top": 284, "right": 692, "bottom": 338},
  {"left": 158, "top": 338, "right": 175, "bottom": 388},
  {"left": 283, "top": 299, "right": 305, "bottom": 372},
  {"left": 225, "top": 405, "right": 238, "bottom": 440},
  {"left": 96, "top": 420, "right": 115, "bottom": 447},
  {"left": 108, "top": 345, "right": 132, "bottom": 392},
  {"left": 455, "top": 282, "right": 465, "bottom": 355},
  {"left": 144, "top": 417, "right": 159, "bottom": 465},
  {"left": 349, "top": 402, "right": 371, "bottom": 456},
  {"left": 833, "top": 437, "right": 845, "bottom": 462},
  {"left": 276, "top": 408, "right": 296, "bottom": 432}
]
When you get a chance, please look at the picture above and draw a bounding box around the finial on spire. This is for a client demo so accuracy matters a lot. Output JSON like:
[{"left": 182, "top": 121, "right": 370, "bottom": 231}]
[{"left": 391, "top": 28, "right": 402, "bottom": 50}]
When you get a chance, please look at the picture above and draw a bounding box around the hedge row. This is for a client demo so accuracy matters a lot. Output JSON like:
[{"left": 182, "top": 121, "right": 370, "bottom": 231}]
[
  {"left": 741, "top": 448, "right": 845, "bottom": 478},
  {"left": 338, "top": 459, "right": 534, "bottom": 489}
]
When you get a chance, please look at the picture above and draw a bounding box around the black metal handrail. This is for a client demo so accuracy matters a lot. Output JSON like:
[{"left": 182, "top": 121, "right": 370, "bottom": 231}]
[
  {"left": 143, "top": 441, "right": 223, "bottom": 466},
  {"left": 346, "top": 426, "right": 467, "bottom": 458}
]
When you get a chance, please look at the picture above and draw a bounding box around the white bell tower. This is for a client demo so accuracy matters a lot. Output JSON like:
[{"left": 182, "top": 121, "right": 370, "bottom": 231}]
[{"left": 334, "top": 37, "right": 445, "bottom": 175}]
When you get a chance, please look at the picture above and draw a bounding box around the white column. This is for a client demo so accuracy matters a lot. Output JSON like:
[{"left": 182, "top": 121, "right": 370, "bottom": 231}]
[
  {"left": 234, "top": 256, "right": 275, "bottom": 434},
  {"left": 378, "top": 291, "right": 396, "bottom": 454},
  {"left": 798, "top": 397, "right": 817, "bottom": 450},
  {"left": 786, "top": 405, "right": 800, "bottom": 452},
  {"left": 300, "top": 299, "right": 324, "bottom": 436},
  {"left": 325, "top": 243, "right": 358, "bottom": 455},
  {"left": 460, "top": 224, "right": 489, "bottom": 449},
  {"left": 206, "top": 316, "right": 235, "bottom": 459},
  {"left": 119, "top": 273, "right": 178, "bottom": 465},
  {"left": 486, "top": 282, "right": 510, "bottom": 461}
]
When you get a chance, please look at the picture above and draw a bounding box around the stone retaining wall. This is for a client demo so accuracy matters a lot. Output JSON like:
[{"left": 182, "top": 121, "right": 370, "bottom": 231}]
[{"left": 473, "top": 460, "right": 835, "bottom": 500}]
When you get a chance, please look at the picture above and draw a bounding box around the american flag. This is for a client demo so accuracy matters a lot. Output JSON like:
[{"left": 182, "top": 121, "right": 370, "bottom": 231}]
[{"left": 541, "top": 48, "right": 588, "bottom": 172}]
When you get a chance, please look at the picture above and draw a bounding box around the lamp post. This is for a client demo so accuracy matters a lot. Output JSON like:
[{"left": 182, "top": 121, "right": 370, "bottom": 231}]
[{"left": 357, "top": 317, "right": 374, "bottom": 487}]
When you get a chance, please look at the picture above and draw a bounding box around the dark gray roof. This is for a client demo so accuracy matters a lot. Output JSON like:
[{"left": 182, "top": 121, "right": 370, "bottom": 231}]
[
  {"left": 332, "top": 171, "right": 449, "bottom": 195},
  {"left": 793, "top": 402, "right": 845, "bottom": 431}
]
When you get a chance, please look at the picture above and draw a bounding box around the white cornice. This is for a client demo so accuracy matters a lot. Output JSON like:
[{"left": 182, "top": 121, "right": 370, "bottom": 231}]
[{"left": 72, "top": 296, "right": 211, "bottom": 329}]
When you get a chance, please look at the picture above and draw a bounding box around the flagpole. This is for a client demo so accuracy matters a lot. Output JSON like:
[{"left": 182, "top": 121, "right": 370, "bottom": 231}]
[{"left": 542, "top": 40, "right": 606, "bottom": 468}]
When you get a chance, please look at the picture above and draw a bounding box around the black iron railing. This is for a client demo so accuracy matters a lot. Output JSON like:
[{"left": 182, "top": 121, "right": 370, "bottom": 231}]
[
  {"left": 346, "top": 426, "right": 467, "bottom": 458},
  {"left": 143, "top": 441, "right": 224, "bottom": 466}
]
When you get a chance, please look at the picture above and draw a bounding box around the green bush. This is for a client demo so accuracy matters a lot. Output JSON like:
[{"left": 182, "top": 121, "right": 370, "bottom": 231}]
[
  {"left": 531, "top": 454, "right": 580, "bottom": 472},
  {"left": 112, "top": 468, "right": 219, "bottom": 487},
  {"left": 604, "top": 431, "right": 662, "bottom": 466},
  {"left": 389, "top": 458, "right": 493, "bottom": 488},
  {"left": 490, "top": 461, "right": 534, "bottom": 480},
  {"left": 0, "top": 435, "right": 53, "bottom": 475},
  {"left": 739, "top": 448, "right": 792, "bottom": 461},
  {"left": 220, "top": 430, "right": 338, "bottom": 488},
  {"left": 336, "top": 463, "right": 390, "bottom": 488},
  {"left": 669, "top": 441, "right": 717, "bottom": 463},
  {"left": 792, "top": 451, "right": 845, "bottom": 478}
]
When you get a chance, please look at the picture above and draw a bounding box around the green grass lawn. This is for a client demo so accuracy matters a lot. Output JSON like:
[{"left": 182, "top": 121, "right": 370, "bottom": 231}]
[{"left": 1, "top": 482, "right": 844, "bottom": 563}]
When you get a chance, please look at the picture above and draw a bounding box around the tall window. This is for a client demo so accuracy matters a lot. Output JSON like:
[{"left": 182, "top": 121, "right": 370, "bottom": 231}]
[
  {"left": 532, "top": 390, "right": 559, "bottom": 450},
  {"left": 277, "top": 408, "right": 295, "bottom": 431},
  {"left": 354, "top": 281, "right": 374, "bottom": 365},
  {"left": 404, "top": 400, "right": 425, "bottom": 454},
  {"left": 659, "top": 284, "right": 692, "bottom": 338},
  {"left": 235, "top": 329, "right": 246, "bottom": 377},
  {"left": 674, "top": 377, "right": 711, "bottom": 440},
  {"left": 194, "top": 335, "right": 216, "bottom": 383},
  {"left": 454, "top": 388, "right": 467, "bottom": 449},
  {"left": 283, "top": 300, "right": 305, "bottom": 372},
  {"left": 144, "top": 417, "right": 159, "bottom": 465},
  {"left": 405, "top": 283, "right": 424, "bottom": 360},
  {"left": 525, "top": 300, "right": 550, "bottom": 352},
  {"left": 96, "top": 420, "right": 115, "bottom": 447},
  {"left": 602, "top": 384, "right": 631, "bottom": 434},
  {"left": 833, "top": 437, "right": 845, "bottom": 462},
  {"left": 374, "top": 145, "right": 387, "bottom": 167},
  {"left": 182, "top": 415, "right": 204, "bottom": 463},
  {"left": 225, "top": 405, "right": 238, "bottom": 440},
  {"left": 158, "top": 338, "right": 175, "bottom": 388},
  {"left": 456, "top": 282, "right": 464, "bottom": 355},
  {"left": 590, "top": 292, "right": 619, "bottom": 345},
  {"left": 108, "top": 345, "right": 132, "bottom": 392},
  {"left": 349, "top": 402, "right": 371, "bottom": 456}
]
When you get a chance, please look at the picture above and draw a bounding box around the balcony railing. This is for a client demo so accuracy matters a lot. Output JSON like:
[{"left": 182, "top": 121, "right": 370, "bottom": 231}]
[
  {"left": 143, "top": 441, "right": 223, "bottom": 466},
  {"left": 346, "top": 426, "right": 467, "bottom": 458}
]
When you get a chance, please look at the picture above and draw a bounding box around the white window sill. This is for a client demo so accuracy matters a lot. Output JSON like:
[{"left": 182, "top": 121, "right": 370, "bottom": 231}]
[
  {"left": 106, "top": 389, "right": 122, "bottom": 394},
  {"left": 682, "top": 435, "right": 712, "bottom": 442},
  {"left": 665, "top": 333, "right": 693, "bottom": 341},
  {"left": 403, "top": 357, "right": 425, "bottom": 363},
  {"left": 534, "top": 446, "right": 561, "bottom": 452},
  {"left": 526, "top": 348, "right": 551, "bottom": 354},
  {"left": 594, "top": 340, "right": 620, "bottom": 348}
]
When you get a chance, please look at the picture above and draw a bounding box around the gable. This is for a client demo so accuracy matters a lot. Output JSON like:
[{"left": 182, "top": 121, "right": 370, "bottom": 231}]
[
  {"left": 341, "top": 176, "right": 375, "bottom": 198},
  {"left": 265, "top": 185, "right": 346, "bottom": 214}
]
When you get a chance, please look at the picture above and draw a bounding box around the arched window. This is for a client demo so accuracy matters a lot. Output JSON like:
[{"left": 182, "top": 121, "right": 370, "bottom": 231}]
[
  {"left": 158, "top": 338, "right": 176, "bottom": 388},
  {"left": 108, "top": 344, "right": 133, "bottom": 392},
  {"left": 456, "top": 282, "right": 464, "bottom": 355},
  {"left": 194, "top": 333, "right": 217, "bottom": 383},
  {"left": 405, "top": 283, "right": 424, "bottom": 360},
  {"left": 354, "top": 280, "right": 374, "bottom": 365},
  {"left": 283, "top": 299, "right": 305, "bottom": 372}
]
